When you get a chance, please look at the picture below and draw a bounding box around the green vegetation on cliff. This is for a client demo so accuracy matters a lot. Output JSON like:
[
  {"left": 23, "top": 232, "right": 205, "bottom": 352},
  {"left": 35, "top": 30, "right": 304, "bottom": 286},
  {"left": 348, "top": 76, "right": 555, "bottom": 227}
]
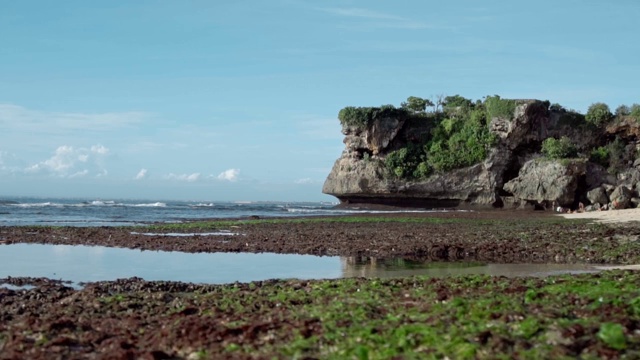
[
  {"left": 338, "top": 95, "right": 640, "bottom": 181},
  {"left": 338, "top": 105, "right": 409, "bottom": 128},
  {"left": 541, "top": 136, "right": 578, "bottom": 159},
  {"left": 585, "top": 102, "right": 613, "bottom": 127},
  {"left": 484, "top": 95, "right": 517, "bottom": 121},
  {"left": 382, "top": 95, "right": 498, "bottom": 178}
]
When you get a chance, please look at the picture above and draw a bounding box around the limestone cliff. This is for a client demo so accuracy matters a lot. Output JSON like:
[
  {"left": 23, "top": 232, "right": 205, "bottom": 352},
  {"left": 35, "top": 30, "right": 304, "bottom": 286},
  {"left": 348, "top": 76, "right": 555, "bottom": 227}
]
[{"left": 323, "top": 98, "right": 640, "bottom": 210}]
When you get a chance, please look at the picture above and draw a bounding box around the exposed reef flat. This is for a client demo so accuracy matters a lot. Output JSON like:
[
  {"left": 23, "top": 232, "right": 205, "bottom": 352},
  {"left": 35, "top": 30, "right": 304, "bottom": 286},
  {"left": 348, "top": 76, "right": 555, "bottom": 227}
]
[
  {"left": 2, "top": 211, "right": 640, "bottom": 264},
  {"left": 2, "top": 212, "right": 640, "bottom": 358}
]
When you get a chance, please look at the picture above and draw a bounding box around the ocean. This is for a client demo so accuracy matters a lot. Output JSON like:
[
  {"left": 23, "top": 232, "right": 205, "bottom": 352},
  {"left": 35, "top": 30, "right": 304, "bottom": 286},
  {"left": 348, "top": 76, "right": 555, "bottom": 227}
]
[
  {"left": 0, "top": 197, "right": 440, "bottom": 227},
  {"left": 0, "top": 197, "right": 346, "bottom": 227}
]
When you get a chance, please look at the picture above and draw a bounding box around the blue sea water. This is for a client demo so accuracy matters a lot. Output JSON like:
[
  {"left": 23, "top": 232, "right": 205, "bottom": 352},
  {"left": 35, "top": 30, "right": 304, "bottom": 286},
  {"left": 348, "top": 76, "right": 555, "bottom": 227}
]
[{"left": 0, "top": 197, "right": 438, "bottom": 227}]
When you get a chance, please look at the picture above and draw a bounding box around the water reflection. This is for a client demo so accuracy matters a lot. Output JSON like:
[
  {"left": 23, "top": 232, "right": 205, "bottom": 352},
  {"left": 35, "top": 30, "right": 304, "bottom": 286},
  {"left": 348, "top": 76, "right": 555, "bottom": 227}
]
[
  {"left": 341, "top": 256, "right": 599, "bottom": 278},
  {"left": 0, "top": 244, "right": 601, "bottom": 286}
]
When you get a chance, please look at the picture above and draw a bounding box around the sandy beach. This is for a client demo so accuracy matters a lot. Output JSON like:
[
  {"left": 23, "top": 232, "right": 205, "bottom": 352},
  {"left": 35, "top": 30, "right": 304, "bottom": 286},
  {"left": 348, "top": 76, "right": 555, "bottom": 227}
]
[
  {"left": 557, "top": 207, "right": 640, "bottom": 224},
  {"left": 559, "top": 208, "right": 640, "bottom": 270}
]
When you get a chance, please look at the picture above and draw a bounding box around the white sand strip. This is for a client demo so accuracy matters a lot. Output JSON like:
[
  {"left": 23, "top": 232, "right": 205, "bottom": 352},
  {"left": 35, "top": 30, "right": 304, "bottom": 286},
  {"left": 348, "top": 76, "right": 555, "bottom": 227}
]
[
  {"left": 593, "top": 264, "right": 640, "bottom": 271},
  {"left": 557, "top": 207, "right": 640, "bottom": 224}
]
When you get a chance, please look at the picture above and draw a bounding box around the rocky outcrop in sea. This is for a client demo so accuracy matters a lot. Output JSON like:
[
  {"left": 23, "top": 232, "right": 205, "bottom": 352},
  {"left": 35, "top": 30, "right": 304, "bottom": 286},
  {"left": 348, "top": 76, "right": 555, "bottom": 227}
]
[{"left": 323, "top": 97, "right": 640, "bottom": 211}]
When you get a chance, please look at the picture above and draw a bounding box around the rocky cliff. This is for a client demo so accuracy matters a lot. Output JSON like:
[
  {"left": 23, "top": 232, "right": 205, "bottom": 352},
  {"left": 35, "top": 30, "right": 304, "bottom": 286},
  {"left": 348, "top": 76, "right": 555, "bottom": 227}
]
[{"left": 323, "top": 98, "right": 640, "bottom": 210}]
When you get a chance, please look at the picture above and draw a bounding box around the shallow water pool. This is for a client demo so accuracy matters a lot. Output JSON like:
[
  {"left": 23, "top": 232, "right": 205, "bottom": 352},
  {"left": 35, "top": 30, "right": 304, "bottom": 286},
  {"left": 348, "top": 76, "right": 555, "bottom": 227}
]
[{"left": 0, "top": 244, "right": 599, "bottom": 286}]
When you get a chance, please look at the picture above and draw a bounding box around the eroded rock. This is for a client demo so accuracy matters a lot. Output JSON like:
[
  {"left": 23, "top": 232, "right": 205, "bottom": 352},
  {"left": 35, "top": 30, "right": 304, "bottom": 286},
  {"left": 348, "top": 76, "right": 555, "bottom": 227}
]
[
  {"left": 610, "top": 186, "right": 634, "bottom": 210},
  {"left": 587, "top": 187, "right": 609, "bottom": 206},
  {"left": 503, "top": 159, "right": 586, "bottom": 208}
]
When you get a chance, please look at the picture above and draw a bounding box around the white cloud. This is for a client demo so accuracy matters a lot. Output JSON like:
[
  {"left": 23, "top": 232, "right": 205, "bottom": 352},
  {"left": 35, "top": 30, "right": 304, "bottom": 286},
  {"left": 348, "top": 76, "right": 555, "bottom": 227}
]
[
  {"left": 294, "top": 178, "right": 316, "bottom": 184},
  {"left": 165, "top": 173, "right": 201, "bottom": 182},
  {"left": 25, "top": 144, "right": 110, "bottom": 178},
  {"left": 91, "top": 145, "right": 109, "bottom": 155},
  {"left": 69, "top": 170, "right": 89, "bottom": 178},
  {"left": 27, "top": 145, "right": 77, "bottom": 173},
  {"left": 135, "top": 169, "right": 148, "bottom": 180},
  {"left": 217, "top": 168, "right": 240, "bottom": 182}
]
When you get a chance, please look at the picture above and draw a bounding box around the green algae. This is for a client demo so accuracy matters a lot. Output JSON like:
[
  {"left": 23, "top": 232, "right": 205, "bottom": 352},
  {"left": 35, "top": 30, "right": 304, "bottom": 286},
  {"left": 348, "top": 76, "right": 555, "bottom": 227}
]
[
  {"left": 3, "top": 271, "right": 640, "bottom": 358},
  {"left": 139, "top": 214, "right": 587, "bottom": 232},
  {"left": 154, "top": 271, "right": 640, "bottom": 358}
]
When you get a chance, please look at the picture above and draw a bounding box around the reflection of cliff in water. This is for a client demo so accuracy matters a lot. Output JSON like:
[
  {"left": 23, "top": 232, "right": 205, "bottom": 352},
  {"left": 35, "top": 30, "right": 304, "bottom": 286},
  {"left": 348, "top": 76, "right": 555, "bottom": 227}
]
[{"left": 340, "top": 256, "right": 600, "bottom": 278}]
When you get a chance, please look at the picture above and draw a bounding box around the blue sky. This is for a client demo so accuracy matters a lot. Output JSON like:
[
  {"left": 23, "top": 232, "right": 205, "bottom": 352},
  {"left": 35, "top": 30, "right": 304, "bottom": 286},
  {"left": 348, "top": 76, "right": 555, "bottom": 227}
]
[{"left": 1, "top": 1, "right": 638, "bottom": 201}]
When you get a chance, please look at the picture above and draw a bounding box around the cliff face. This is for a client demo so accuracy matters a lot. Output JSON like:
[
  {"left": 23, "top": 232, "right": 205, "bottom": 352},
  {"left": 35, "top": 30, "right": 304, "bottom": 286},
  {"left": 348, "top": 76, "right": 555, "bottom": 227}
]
[{"left": 323, "top": 99, "right": 640, "bottom": 210}]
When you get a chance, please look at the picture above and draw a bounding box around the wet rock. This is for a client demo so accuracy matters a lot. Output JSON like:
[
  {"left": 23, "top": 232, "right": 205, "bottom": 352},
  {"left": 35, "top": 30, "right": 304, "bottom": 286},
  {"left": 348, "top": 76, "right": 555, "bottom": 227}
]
[{"left": 587, "top": 187, "right": 609, "bottom": 206}]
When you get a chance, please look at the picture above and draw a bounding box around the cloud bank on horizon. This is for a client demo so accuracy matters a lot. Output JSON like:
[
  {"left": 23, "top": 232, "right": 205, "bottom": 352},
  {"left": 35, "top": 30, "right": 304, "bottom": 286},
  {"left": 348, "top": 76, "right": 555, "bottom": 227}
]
[{"left": 0, "top": 1, "right": 638, "bottom": 200}]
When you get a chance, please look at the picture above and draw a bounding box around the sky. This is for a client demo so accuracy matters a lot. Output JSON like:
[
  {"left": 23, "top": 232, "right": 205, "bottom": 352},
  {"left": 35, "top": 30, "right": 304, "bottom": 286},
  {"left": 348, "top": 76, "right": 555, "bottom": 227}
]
[{"left": 1, "top": 0, "right": 639, "bottom": 202}]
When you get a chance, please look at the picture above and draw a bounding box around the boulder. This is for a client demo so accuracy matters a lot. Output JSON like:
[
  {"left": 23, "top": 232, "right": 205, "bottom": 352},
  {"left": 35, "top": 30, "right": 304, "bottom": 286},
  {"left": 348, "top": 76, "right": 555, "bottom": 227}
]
[
  {"left": 585, "top": 163, "right": 616, "bottom": 190},
  {"left": 586, "top": 187, "right": 609, "bottom": 206},
  {"left": 617, "top": 168, "right": 640, "bottom": 188},
  {"left": 610, "top": 185, "right": 634, "bottom": 209},
  {"left": 503, "top": 158, "right": 586, "bottom": 207},
  {"left": 603, "top": 183, "right": 616, "bottom": 196},
  {"left": 585, "top": 203, "right": 601, "bottom": 212}
]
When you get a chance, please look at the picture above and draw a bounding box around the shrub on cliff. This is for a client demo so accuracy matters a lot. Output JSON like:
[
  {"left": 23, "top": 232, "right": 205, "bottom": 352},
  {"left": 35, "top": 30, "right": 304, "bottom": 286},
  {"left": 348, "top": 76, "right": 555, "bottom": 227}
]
[
  {"left": 401, "top": 96, "right": 434, "bottom": 114},
  {"left": 630, "top": 104, "right": 640, "bottom": 122},
  {"left": 606, "top": 137, "right": 629, "bottom": 174},
  {"left": 442, "top": 95, "right": 474, "bottom": 118},
  {"left": 426, "top": 109, "right": 496, "bottom": 172},
  {"left": 585, "top": 102, "right": 613, "bottom": 127},
  {"left": 485, "top": 95, "right": 516, "bottom": 121},
  {"left": 590, "top": 146, "right": 610, "bottom": 167},
  {"left": 541, "top": 136, "right": 577, "bottom": 159},
  {"left": 615, "top": 105, "right": 631, "bottom": 117},
  {"left": 385, "top": 143, "right": 429, "bottom": 178},
  {"left": 338, "top": 105, "right": 409, "bottom": 129}
]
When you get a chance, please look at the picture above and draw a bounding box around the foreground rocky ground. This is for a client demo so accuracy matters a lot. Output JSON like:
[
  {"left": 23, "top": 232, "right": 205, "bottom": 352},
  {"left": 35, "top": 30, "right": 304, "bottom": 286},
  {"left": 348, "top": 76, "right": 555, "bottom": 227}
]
[
  {"left": 2, "top": 211, "right": 640, "bottom": 359},
  {"left": 1, "top": 210, "right": 640, "bottom": 264}
]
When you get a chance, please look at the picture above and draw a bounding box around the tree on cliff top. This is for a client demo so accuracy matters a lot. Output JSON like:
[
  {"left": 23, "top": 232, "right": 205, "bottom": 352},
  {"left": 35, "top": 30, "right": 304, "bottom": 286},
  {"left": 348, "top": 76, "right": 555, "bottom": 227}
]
[
  {"left": 585, "top": 102, "right": 613, "bottom": 127},
  {"left": 401, "top": 96, "right": 434, "bottom": 114}
]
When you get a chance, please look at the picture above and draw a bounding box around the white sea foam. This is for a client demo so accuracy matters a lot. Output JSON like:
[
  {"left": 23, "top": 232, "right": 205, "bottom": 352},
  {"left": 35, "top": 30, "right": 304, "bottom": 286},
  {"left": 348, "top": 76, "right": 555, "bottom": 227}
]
[
  {"left": 131, "top": 202, "right": 166, "bottom": 207},
  {"left": 130, "top": 231, "right": 241, "bottom": 236},
  {"left": 13, "top": 202, "right": 62, "bottom": 208},
  {"left": 191, "top": 203, "right": 214, "bottom": 207},
  {"left": 88, "top": 200, "right": 116, "bottom": 206}
]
